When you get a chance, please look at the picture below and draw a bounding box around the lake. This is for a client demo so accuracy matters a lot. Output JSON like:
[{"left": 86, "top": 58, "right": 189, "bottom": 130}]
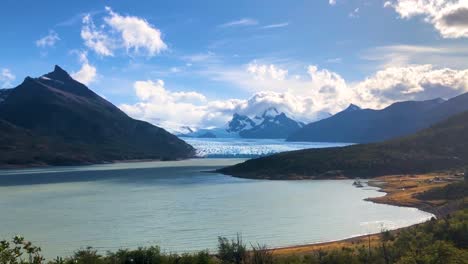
[{"left": 0, "top": 159, "right": 432, "bottom": 259}]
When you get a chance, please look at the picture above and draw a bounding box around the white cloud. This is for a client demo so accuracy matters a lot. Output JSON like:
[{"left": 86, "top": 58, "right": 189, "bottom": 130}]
[
  {"left": 71, "top": 52, "right": 97, "bottom": 85},
  {"left": 120, "top": 61, "right": 468, "bottom": 131},
  {"left": 36, "top": 30, "right": 60, "bottom": 48},
  {"left": 0, "top": 68, "right": 15, "bottom": 88},
  {"left": 354, "top": 64, "right": 468, "bottom": 108},
  {"left": 104, "top": 7, "right": 167, "bottom": 56},
  {"left": 80, "top": 7, "right": 167, "bottom": 57},
  {"left": 219, "top": 18, "right": 258, "bottom": 28},
  {"left": 261, "top": 22, "right": 290, "bottom": 29},
  {"left": 134, "top": 79, "right": 206, "bottom": 103},
  {"left": 120, "top": 80, "right": 209, "bottom": 130},
  {"left": 81, "top": 14, "right": 114, "bottom": 56},
  {"left": 386, "top": 0, "right": 468, "bottom": 38},
  {"left": 247, "top": 62, "right": 288, "bottom": 80},
  {"left": 329, "top": 0, "right": 336, "bottom": 5}
]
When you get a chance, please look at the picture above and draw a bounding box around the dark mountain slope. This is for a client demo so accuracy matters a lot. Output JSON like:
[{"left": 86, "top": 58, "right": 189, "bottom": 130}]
[
  {"left": 0, "top": 88, "right": 12, "bottom": 103},
  {"left": 219, "top": 110, "right": 468, "bottom": 179},
  {"left": 0, "top": 66, "right": 194, "bottom": 167},
  {"left": 287, "top": 95, "right": 468, "bottom": 143},
  {"left": 0, "top": 118, "right": 95, "bottom": 166}
]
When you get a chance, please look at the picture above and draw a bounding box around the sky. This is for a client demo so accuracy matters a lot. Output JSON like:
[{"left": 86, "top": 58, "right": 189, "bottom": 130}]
[{"left": 1, "top": 0, "right": 468, "bottom": 131}]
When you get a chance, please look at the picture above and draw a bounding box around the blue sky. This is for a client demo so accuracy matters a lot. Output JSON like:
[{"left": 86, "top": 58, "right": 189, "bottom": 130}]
[{"left": 1, "top": 0, "right": 468, "bottom": 130}]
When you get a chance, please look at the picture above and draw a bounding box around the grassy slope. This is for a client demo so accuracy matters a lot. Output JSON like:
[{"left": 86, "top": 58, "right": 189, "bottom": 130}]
[{"left": 219, "top": 110, "right": 468, "bottom": 179}]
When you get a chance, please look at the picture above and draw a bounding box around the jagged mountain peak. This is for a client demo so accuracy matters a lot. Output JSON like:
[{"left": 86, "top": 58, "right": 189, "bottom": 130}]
[
  {"left": 33, "top": 65, "right": 100, "bottom": 98},
  {"left": 226, "top": 109, "right": 304, "bottom": 138},
  {"left": 226, "top": 113, "right": 255, "bottom": 133},
  {"left": 43, "top": 65, "right": 73, "bottom": 81}
]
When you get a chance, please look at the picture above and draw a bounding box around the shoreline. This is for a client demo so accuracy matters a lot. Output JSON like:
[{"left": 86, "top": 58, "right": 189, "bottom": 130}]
[
  {"left": 270, "top": 173, "right": 463, "bottom": 255},
  {"left": 1, "top": 164, "right": 461, "bottom": 257},
  {"left": 0, "top": 157, "right": 211, "bottom": 171}
]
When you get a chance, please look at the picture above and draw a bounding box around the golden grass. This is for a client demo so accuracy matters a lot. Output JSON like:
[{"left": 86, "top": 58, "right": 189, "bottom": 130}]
[
  {"left": 271, "top": 173, "right": 463, "bottom": 256},
  {"left": 366, "top": 173, "right": 452, "bottom": 208},
  {"left": 271, "top": 234, "right": 381, "bottom": 255}
]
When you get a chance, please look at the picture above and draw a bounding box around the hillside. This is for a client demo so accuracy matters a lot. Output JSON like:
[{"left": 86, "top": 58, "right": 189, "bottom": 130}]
[
  {"left": 0, "top": 66, "right": 195, "bottom": 167},
  {"left": 287, "top": 95, "right": 468, "bottom": 143},
  {"left": 219, "top": 110, "right": 468, "bottom": 179}
]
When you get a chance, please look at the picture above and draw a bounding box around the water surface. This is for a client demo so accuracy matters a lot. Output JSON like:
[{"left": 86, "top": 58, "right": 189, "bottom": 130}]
[{"left": 0, "top": 159, "right": 432, "bottom": 259}]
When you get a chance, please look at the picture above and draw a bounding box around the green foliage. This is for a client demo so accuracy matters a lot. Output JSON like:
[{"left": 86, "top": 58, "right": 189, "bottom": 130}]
[
  {"left": 217, "top": 234, "right": 247, "bottom": 264},
  {"left": 416, "top": 181, "right": 467, "bottom": 201},
  {"left": 0, "top": 235, "right": 44, "bottom": 264}
]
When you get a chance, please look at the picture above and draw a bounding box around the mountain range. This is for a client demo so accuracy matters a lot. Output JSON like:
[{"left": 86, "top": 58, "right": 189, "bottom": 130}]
[
  {"left": 179, "top": 107, "right": 304, "bottom": 139},
  {"left": 0, "top": 66, "right": 194, "bottom": 167},
  {"left": 288, "top": 94, "right": 468, "bottom": 143},
  {"left": 219, "top": 108, "right": 468, "bottom": 179}
]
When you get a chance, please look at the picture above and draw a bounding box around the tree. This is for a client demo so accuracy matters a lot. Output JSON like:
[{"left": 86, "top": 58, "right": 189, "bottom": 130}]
[{"left": 0, "top": 236, "right": 44, "bottom": 264}]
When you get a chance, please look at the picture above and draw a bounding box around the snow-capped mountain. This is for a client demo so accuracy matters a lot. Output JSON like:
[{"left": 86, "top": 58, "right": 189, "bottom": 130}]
[
  {"left": 226, "top": 113, "right": 256, "bottom": 133},
  {"left": 178, "top": 107, "right": 304, "bottom": 139},
  {"left": 238, "top": 108, "right": 305, "bottom": 139}
]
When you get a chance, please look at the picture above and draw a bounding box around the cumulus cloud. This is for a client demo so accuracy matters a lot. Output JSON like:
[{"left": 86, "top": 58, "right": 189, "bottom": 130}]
[
  {"left": 71, "top": 52, "right": 97, "bottom": 85},
  {"left": 120, "top": 61, "right": 468, "bottom": 131},
  {"left": 104, "top": 7, "right": 167, "bottom": 56},
  {"left": 80, "top": 7, "right": 167, "bottom": 57},
  {"left": 36, "top": 30, "right": 60, "bottom": 48},
  {"left": 219, "top": 18, "right": 258, "bottom": 28},
  {"left": 355, "top": 65, "right": 468, "bottom": 108},
  {"left": 386, "top": 0, "right": 468, "bottom": 38},
  {"left": 120, "top": 80, "right": 209, "bottom": 130},
  {"left": 0, "top": 68, "right": 15, "bottom": 88}
]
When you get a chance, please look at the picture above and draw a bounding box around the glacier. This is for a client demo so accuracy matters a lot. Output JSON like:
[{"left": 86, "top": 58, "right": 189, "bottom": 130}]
[{"left": 182, "top": 137, "right": 352, "bottom": 158}]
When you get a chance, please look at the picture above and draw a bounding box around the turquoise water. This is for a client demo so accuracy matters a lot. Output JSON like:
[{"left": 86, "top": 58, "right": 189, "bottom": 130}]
[{"left": 0, "top": 159, "right": 432, "bottom": 259}]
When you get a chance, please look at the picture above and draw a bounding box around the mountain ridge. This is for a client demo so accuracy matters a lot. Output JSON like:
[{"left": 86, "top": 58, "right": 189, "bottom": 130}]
[
  {"left": 287, "top": 96, "right": 467, "bottom": 143},
  {"left": 219, "top": 109, "right": 468, "bottom": 179},
  {"left": 0, "top": 66, "right": 195, "bottom": 167}
]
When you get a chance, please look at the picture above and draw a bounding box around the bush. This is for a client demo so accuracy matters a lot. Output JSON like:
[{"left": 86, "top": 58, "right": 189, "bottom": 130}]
[
  {"left": 0, "top": 236, "right": 44, "bottom": 264},
  {"left": 217, "top": 234, "right": 247, "bottom": 264}
]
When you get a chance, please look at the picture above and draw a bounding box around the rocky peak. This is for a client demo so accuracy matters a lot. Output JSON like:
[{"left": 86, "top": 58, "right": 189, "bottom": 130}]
[{"left": 43, "top": 65, "right": 73, "bottom": 81}]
